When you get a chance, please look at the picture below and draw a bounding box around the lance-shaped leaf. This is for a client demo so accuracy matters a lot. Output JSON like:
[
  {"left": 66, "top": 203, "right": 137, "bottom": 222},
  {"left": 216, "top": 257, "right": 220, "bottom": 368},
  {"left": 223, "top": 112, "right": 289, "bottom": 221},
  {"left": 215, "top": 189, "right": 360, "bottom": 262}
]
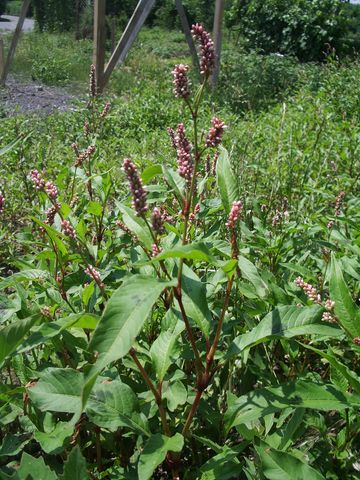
[
  {"left": 150, "top": 321, "right": 184, "bottom": 382},
  {"left": 216, "top": 147, "right": 239, "bottom": 213},
  {"left": 224, "top": 379, "right": 360, "bottom": 433},
  {"left": 329, "top": 253, "right": 360, "bottom": 338},
  {"left": 83, "top": 276, "right": 176, "bottom": 409},
  {"left": 162, "top": 166, "right": 185, "bottom": 204},
  {"left": 0, "top": 315, "right": 39, "bottom": 367},
  {"left": 60, "top": 445, "right": 89, "bottom": 480},
  {"left": 181, "top": 264, "right": 211, "bottom": 337},
  {"left": 238, "top": 255, "right": 269, "bottom": 298},
  {"left": 255, "top": 440, "right": 325, "bottom": 480},
  {"left": 118, "top": 204, "right": 153, "bottom": 248},
  {"left": 138, "top": 433, "right": 184, "bottom": 480},
  {"left": 226, "top": 305, "right": 341, "bottom": 359},
  {"left": 28, "top": 368, "right": 83, "bottom": 414},
  {"left": 86, "top": 380, "right": 150, "bottom": 436},
  {"left": 153, "top": 242, "right": 217, "bottom": 264},
  {"left": 299, "top": 343, "right": 360, "bottom": 395}
]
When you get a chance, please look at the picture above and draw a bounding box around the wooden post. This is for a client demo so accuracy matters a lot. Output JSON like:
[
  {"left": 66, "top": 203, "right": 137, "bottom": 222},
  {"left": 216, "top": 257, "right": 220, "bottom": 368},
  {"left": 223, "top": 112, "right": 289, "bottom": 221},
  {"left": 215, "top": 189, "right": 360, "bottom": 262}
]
[
  {"left": 174, "top": 0, "right": 199, "bottom": 72},
  {"left": 212, "top": 0, "right": 225, "bottom": 89},
  {"left": 0, "top": 0, "right": 31, "bottom": 86},
  {"left": 102, "top": 0, "right": 155, "bottom": 89},
  {"left": 0, "top": 38, "right": 4, "bottom": 80},
  {"left": 93, "top": 0, "right": 106, "bottom": 93}
]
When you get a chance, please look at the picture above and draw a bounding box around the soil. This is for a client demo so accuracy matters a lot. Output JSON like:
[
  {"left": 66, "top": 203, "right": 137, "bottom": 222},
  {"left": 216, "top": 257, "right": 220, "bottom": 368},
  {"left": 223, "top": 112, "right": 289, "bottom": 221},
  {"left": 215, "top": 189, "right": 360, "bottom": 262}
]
[{"left": 0, "top": 76, "right": 81, "bottom": 116}]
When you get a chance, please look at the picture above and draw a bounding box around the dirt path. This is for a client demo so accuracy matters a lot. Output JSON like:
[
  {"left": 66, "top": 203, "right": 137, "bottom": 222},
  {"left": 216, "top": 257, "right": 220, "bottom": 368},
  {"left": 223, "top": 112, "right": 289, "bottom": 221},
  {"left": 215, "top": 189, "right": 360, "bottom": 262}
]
[
  {"left": 0, "top": 76, "right": 79, "bottom": 116},
  {"left": 0, "top": 15, "right": 34, "bottom": 32}
]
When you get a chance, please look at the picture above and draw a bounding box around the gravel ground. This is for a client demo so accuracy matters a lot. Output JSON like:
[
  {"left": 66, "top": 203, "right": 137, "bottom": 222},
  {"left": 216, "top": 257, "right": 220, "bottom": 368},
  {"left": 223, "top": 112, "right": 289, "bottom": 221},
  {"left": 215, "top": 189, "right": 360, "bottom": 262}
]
[
  {"left": 0, "top": 77, "right": 80, "bottom": 116},
  {"left": 0, "top": 15, "right": 34, "bottom": 32}
]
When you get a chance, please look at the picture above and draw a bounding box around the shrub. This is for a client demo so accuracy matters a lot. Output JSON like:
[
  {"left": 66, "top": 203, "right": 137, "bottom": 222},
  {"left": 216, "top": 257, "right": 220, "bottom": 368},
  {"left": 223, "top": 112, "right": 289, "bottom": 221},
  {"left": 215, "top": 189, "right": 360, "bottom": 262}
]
[
  {"left": 226, "top": 0, "right": 348, "bottom": 61},
  {"left": 0, "top": 0, "right": 7, "bottom": 17}
]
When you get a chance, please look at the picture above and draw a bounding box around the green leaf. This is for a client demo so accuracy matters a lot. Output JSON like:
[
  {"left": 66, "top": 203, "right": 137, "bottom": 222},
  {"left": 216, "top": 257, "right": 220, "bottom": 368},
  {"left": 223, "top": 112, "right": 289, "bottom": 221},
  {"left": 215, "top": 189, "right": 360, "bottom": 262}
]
[
  {"left": 153, "top": 242, "right": 217, "bottom": 264},
  {"left": 85, "top": 276, "right": 176, "bottom": 408},
  {"left": 60, "top": 445, "right": 89, "bottom": 480},
  {"left": 238, "top": 256, "right": 269, "bottom": 298},
  {"left": 163, "top": 381, "right": 187, "bottom": 412},
  {"left": 227, "top": 305, "right": 341, "bottom": 358},
  {"left": 299, "top": 343, "right": 360, "bottom": 395},
  {"left": 329, "top": 253, "right": 360, "bottom": 338},
  {"left": 162, "top": 166, "right": 185, "bottom": 203},
  {"left": 200, "top": 445, "right": 243, "bottom": 480},
  {"left": 255, "top": 441, "right": 325, "bottom": 480},
  {"left": 225, "top": 380, "right": 360, "bottom": 433},
  {"left": 181, "top": 265, "right": 212, "bottom": 337},
  {"left": 138, "top": 433, "right": 184, "bottom": 480},
  {"left": 216, "top": 147, "right": 239, "bottom": 213},
  {"left": 31, "top": 217, "right": 68, "bottom": 256},
  {"left": 87, "top": 201, "right": 103, "bottom": 216},
  {"left": 0, "top": 269, "right": 53, "bottom": 290},
  {"left": 142, "top": 164, "right": 162, "bottom": 183},
  {"left": 86, "top": 380, "right": 150, "bottom": 436},
  {"left": 35, "top": 422, "right": 73, "bottom": 454},
  {"left": 0, "top": 315, "right": 39, "bottom": 367},
  {"left": 150, "top": 322, "right": 184, "bottom": 382},
  {"left": 28, "top": 368, "right": 83, "bottom": 414},
  {"left": 16, "top": 452, "right": 58, "bottom": 480},
  {"left": 17, "top": 313, "right": 99, "bottom": 354},
  {"left": 0, "top": 434, "right": 30, "bottom": 457},
  {"left": 118, "top": 204, "right": 153, "bottom": 248}
]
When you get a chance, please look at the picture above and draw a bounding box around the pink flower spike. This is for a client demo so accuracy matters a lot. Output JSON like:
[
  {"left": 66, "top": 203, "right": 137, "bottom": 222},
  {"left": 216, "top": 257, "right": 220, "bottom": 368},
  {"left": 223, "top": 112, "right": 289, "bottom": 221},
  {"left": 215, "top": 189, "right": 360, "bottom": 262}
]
[
  {"left": 205, "top": 117, "right": 227, "bottom": 148},
  {"left": 122, "top": 159, "right": 148, "bottom": 216},
  {"left": 0, "top": 191, "right": 4, "bottom": 214},
  {"left": 226, "top": 201, "right": 243, "bottom": 229},
  {"left": 191, "top": 23, "right": 215, "bottom": 76},
  {"left": 61, "top": 219, "right": 76, "bottom": 240},
  {"left": 172, "top": 64, "right": 191, "bottom": 99},
  {"left": 29, "top": 170, "right": 45, "bottom": 190}
]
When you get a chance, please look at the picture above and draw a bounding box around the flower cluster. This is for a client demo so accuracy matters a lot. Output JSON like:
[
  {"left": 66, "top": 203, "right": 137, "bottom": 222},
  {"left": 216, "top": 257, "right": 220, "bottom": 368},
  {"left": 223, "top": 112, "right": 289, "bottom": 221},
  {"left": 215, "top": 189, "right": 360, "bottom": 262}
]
[
  {"left": 151, "top": 243, "right": 161, "bottom": 257},
  {"left": 30, "top": 170, "right": 45, "bottom": 190},
  {"left": 85, "top": 264, "right": 104, "bottom": 288},
  {"left": 75, "top": 145, "right": 96, "bottom": 168},
  {"left": 45, "top": 205, "right": 59, "bottom": 226},
  {"left": 295, "top": 277, "right": 321, "bottom": 304},
  {"left": 191, "top": 23, "right": 215, "bottom": 76},
  {"left": 100, "top": 101, "right": 111, "bottom": 118},
  {"left": 168, "top": 124, "right": 193, "bottom": 184},
  {"left": 151, "top": 207, "right": 164, "bottom": 235},
  {"left": 0, "top": 191, "right": 4, "bottom": 213},
  {"left": 226, "top": 201, "right": 243, "bottom": 229},
  {"left": 89, "top": 64, "right": 96, "bottom": 98},
  {"left": 117, "top": 220, "right": 139, "bottom": 242},
  {"left": 122, "top": 159, "right": 148, "bottom": 216},
  {"left": 335, "top": 191, "right": 345, "bottom": 216},
  {"left": 172, "top": 64, "right": 191, "bottom": 99},
  {"left": 205, "top": 117, "right": 227, "bottom": 148},
  {"left": 61, "top": 220, "right": 76, "bottom": 240},
  {"left": 45, "top": 181, "right": 58, "bottom": 200}
]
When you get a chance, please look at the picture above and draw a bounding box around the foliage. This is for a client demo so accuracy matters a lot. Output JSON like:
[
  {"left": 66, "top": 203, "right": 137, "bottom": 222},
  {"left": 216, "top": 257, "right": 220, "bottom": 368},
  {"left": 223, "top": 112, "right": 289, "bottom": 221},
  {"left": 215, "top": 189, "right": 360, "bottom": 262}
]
[
  {"left": 0, "top": 25, "right": 360, "bottom": 480},
  {"left": 226, "top": 0, "right": 350, "bottom": 61},
  {"left": 0, "top": 0, "right": 7, "bottom": 17}
]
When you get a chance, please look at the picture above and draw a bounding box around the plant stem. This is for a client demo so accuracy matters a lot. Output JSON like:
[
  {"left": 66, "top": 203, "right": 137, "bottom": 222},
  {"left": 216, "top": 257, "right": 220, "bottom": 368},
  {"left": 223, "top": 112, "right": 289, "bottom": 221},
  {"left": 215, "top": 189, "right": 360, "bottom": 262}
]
[{"left": 130, "top": 348, "right": 171, "bottom": 436}]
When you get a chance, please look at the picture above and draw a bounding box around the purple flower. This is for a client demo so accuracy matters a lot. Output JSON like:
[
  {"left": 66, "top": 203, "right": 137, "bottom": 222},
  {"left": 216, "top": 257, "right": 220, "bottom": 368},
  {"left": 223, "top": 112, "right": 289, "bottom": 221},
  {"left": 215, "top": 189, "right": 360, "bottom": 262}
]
[
  {"left": 168, "top": 124, "right": 193, "bottom": 184},
  {"left": 0, "top": 191, "right": 4, "bottom": 213},
  {"left": 172, "top": 64, "right": 191, "bottom": 99},
  {"left": 151, "top": 207, "right": 164, "bottom": 234},
  {"left": 205, "top": 117, "right": 227, "bottom": 148},
  {"left": 45, "top": 181, "right": 58, "bottom": 201},
  {"left": 226, "top": 201, "right": 242, "bottom": 229},
  {"left": 122, "top": 159, "right": 148, "bottom": 216},
  {"left": 191, "top": 23, "right": 215, "bottom": 76},
  {"left": 75, "top": 145, "right": 96, "bottom": 167},
  {"left": 89, "top": 64, "right": 96, "bottom": 98},
  {"left": 29, "top": 170, "right": 45, "bottom": 190},
  {"left": 100, "top": 101, "right": 111, "bottom": 118},
  {"left": 61, "top": 219, "right": 76, "bottom": 240}
]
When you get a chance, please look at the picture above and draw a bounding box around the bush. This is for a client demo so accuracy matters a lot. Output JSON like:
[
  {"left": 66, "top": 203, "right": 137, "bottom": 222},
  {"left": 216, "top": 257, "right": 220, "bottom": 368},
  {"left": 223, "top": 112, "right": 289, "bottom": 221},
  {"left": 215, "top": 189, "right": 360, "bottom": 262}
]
[
  {"left": 226, "top": 0, "right": 348, "bottom": 61},
  {"left": 0, "top": 0, "right": 7, "bottom": 17}
]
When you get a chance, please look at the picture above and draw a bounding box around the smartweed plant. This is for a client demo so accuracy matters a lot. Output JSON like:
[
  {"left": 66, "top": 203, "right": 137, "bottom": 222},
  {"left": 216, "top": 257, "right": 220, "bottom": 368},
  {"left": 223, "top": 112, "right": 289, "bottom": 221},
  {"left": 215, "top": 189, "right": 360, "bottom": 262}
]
[{"left": 1, "top": 23, "right": 360, "bottom": 480}]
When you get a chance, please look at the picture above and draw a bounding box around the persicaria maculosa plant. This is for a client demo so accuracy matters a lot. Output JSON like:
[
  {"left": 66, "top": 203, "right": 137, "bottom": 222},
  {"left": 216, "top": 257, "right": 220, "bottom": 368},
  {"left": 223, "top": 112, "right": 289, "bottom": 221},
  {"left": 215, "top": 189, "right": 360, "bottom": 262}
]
[{"left": 2, "top": 20, "right": 360, "bottom": 480}]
